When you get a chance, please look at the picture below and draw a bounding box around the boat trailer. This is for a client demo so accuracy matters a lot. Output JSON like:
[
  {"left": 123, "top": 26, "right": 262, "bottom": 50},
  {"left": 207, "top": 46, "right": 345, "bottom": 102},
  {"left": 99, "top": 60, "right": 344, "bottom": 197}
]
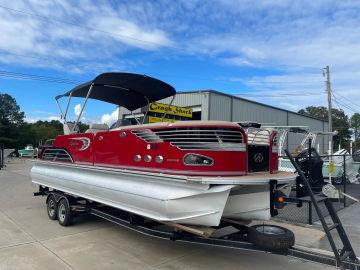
[
  {"left": 88, "top": 207, "right": 360, "bottom": 270},
  {"left": 34, "top": 183, "right": 360, "bottom": 270}
]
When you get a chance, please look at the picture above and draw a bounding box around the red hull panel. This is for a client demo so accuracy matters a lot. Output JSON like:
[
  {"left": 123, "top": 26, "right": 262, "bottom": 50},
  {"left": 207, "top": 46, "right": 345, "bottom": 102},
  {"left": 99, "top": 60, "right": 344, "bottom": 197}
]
[
  {"left": 50, "top": 122, "right": 279, "bottom": 177},
  {"left": 92, "top": 130, "right": 247, "bottom": 176}
]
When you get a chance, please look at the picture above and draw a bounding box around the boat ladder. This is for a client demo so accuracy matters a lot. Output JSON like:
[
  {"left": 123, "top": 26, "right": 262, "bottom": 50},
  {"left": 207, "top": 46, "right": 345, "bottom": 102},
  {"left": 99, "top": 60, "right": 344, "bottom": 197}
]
[{"left": 285, "top": 149, "right": 359, "bottom": 269}]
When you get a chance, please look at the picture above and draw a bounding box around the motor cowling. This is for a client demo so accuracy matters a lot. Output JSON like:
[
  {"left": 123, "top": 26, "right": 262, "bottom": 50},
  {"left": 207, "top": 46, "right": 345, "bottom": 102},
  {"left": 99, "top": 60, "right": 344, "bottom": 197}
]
[{"left": 295, "top": 147, "right": 325, "bottom": 193}]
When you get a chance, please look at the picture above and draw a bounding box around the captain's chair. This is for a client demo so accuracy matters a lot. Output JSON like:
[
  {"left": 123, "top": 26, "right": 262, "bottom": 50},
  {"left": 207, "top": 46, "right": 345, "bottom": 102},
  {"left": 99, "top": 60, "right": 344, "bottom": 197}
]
[
  {"left": 85, "top": 123, "right": 109, "bottom": 134},
  {"left": 63, "top": 122, "right": 79, "bottom": 135},
  {"left": 110, "top": 119, "right": 132, "bottom": 129}
]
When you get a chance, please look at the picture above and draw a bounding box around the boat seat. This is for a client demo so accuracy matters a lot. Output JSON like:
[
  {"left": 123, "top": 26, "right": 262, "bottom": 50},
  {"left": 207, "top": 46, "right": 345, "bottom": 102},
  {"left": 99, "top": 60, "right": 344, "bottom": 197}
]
[
  {"left": 85, "top": 123, "right": 109, "bottom": 134},
  {"left": 110, "top": 119, "right": 132, "bottom": 129},
  {"left": 63, "top": 122, "right": 79, "bottom": 135}
]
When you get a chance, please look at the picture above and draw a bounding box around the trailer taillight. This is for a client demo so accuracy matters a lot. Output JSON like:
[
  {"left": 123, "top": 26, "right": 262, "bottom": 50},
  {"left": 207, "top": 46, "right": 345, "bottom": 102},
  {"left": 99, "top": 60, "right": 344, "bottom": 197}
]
[{"left": 274, "top": 190, "right": 286, "bottom": 209}]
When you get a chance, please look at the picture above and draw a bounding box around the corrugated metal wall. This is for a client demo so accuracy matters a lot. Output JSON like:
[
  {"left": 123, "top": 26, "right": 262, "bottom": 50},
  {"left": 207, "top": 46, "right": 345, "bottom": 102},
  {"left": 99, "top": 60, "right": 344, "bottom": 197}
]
[
  {"left": 231, "top": 96, "right": 288, "bottom": 125},
  {"left": 209, "top": 93, "right": 232, "bottom": 120}
]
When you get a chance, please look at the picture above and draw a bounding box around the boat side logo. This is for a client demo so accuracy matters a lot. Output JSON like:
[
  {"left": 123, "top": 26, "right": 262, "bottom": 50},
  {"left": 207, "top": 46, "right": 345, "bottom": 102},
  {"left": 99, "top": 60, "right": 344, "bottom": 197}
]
[
  {"left": 253, "top": 153, "right": 264, "bottom": 163},
  {"left": 69, "top": 137, "right": 91, "bottom": 151}
]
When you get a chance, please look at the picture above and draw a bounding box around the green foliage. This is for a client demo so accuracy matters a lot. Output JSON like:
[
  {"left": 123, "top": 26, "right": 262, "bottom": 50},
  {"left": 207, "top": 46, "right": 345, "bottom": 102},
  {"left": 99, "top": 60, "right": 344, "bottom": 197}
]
[
  {"left": 19, "top": 121, "right": 63, "bottom": 147},
  {"left": 0, "top": 93, "right": 89, "bottom": 149},
  {"left": 298, "top": 106, "right": 328, "bottom": 121},
  {"left": 0, "top": 93, "right": 25, "bottom": 147},
  {"left": 351, "top": 113, "right": 360, "bottom": 150},
  {"left": 298, "top": 106, "right": 352, "bottom": 150},
  {"left": 351, "top": 113, "right": 360, "bottom": 139},
  {"left": 0, "top": 93, "right": 25, "bottom": 125},
  {"left": 77, "top": 122, "right": 89, "bottom": 133}
]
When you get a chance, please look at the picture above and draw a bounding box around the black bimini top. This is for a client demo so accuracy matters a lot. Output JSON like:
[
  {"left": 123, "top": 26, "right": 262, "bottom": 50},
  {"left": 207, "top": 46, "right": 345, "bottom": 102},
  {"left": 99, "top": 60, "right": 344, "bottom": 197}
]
[{"left": 56, "top": 73, "right": 176, "bottom": 111}]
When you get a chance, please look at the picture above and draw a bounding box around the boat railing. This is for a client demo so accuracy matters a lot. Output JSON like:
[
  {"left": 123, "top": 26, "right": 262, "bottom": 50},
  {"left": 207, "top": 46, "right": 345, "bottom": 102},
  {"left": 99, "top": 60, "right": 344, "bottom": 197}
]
[{"left": 246, "top": 128, "right": 271, "bottom": 145}]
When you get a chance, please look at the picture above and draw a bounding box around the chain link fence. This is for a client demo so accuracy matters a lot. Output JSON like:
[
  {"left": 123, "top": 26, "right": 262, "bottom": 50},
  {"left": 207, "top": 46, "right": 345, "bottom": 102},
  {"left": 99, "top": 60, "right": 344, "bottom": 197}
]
[{"left": 277, "top": 152, "right": 360, "bottom": 224}]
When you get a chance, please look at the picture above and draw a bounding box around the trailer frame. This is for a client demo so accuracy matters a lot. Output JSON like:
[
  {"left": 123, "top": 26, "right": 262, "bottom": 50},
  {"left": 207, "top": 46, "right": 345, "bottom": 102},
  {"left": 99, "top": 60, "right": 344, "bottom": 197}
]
[{"left": 34, "top": 187, "right": 359, "bottom": 270}]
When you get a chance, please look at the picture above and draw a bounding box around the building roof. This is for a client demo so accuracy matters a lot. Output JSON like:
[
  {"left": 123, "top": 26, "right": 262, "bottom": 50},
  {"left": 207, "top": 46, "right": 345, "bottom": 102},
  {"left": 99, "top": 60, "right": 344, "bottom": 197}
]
[{"left": 178, "top": 89, "right": 327, "bottom": 123}]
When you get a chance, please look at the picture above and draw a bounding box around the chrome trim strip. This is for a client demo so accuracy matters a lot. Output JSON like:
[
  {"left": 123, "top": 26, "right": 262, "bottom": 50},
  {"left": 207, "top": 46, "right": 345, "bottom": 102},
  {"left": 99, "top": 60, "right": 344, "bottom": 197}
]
[
  {"left": 170, "top": 142, "right": 246, "bottom": 151},
  {"left": 158, "top": 133, "right": 242, "bottom": 136},
  {"left": 35, "top": 160, "right": 246, "bottom": 176},
  {"left": 93, "top": 163, "right": 246, "bottom": 176},
  {"left": 75, "top": 161, "right": 94, "bottom": 165},
  {"left": 131, "top": 129, "right": 163, "bottom": 143},
  {"left": 154, "top": 129, "right": 242, "bottom": 134}
]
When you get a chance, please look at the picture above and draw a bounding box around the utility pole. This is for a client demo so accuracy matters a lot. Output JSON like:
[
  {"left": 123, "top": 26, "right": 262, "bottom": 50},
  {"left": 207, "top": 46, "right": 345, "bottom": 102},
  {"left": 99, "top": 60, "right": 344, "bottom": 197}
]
[{"left": 323, "top": 65, "right": 333, "bottom": 155}]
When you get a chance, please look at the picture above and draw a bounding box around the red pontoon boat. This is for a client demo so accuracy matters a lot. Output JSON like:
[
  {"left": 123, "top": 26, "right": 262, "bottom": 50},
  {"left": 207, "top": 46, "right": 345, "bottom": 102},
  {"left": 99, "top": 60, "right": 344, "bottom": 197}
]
[{"left": 31, "top": 73, "right": 297, "bottom": 226}]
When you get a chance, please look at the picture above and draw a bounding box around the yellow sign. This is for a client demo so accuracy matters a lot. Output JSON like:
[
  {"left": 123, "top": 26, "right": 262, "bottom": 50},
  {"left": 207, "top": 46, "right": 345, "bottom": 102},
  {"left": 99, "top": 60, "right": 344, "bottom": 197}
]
[
  {"left": 329, "top": 162, "right": 335, "bottom": 174},
  {"left": 149, "top": 102, "right": 193, "bottom": 118},
  {"left": 148, "top": 116, "right": 177, "bottom": 123}
]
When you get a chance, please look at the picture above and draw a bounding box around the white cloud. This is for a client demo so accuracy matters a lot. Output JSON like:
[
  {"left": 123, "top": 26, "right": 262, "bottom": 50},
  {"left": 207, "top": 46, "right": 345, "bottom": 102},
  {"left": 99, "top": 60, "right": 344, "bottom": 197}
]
[
  {"left": 180, "top": 2, "right": 360, "bottom": 114},
  {"left": 74, "top": 104, "right": 82, "bottom": 117},
  {"left": 0, "top": 1, "right": 173, "bottom": 73},
  {"left": 94, "top": 17, "right": 172, "bottom": 50},
  {"left": 221, "top": 57, "right": 255, "bottom": 67},
  {"left": 236, "top": 70, "right": 360, "bottom": 115},
  {"left": 48, "top": 116, "right": 60, "bottom": 121},
  {"left": 24, "top": 115, "right": 60, "bottom": 123},
  {"left": 24, "top": 116, "right": 37, "bottom": 123},
  {"left": 101, "top": 108, "right": 119, "bottom": 126}
]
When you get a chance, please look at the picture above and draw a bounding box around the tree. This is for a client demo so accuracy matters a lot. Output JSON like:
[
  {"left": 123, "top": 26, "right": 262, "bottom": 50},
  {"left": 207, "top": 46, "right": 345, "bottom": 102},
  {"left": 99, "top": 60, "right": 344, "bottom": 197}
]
[
  {"left": 351, "top": 113, "right": 360, "bottom": 143},
  {"left": 298, "top": 106, "right": 328, "bottom": 121},
  {"left": 0, "top": 93, "right": 25, "bottom": 125},
  {"left": 298, "top": 106, "right": 352, "bottom": 150},
  {"left": 0, "top": 93, "right": 25, "bottom": 147}
]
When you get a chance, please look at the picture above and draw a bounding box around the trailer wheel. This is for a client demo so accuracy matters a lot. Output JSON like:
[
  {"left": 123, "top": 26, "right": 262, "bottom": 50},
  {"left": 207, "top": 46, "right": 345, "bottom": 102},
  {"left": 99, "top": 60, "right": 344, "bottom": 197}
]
[
  {"left": 46, "top": 195, "right": 58, "bottom": 220},
  {"left": 57, "top": 198, "right": 73, "bottom": 226},
  {"left": 248, "top": 224, "right": 295, "bottom": 251}
]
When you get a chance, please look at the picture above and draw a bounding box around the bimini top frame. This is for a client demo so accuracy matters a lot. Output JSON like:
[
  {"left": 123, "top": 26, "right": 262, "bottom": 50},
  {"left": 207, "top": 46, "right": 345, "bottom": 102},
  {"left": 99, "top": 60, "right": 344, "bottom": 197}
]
[{"left": 55, "top": 72, "right": 176, "bottom": 131}]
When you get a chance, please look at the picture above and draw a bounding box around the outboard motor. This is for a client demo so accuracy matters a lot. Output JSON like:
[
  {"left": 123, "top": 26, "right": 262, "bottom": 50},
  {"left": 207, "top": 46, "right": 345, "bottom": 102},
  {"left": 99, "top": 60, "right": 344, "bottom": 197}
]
[
  {"left": 295, "top": 147, "right": 325, "bottom": 195},
  {"left": 353, "top": 150, "right": 360, "bottom": 162}
]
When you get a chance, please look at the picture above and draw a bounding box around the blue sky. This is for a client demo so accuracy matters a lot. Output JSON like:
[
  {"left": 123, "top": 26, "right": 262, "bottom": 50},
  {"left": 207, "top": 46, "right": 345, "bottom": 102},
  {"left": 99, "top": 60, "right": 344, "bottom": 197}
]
[{"left": 1, "top": 0, "right": 360, "bottom": 124}]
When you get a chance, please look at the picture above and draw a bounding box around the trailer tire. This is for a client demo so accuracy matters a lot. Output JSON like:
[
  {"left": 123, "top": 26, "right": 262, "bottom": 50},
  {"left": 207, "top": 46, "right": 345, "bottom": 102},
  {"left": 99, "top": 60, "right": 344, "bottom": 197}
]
[
  {"left": 248, "top": 224, "right": 294, "bottom": 251},
  {"left": 57, "top": 198, "right": 73, "bottom": 226},
  {"left": 46, "top": 195, "right": 58, "bottom": 220}
]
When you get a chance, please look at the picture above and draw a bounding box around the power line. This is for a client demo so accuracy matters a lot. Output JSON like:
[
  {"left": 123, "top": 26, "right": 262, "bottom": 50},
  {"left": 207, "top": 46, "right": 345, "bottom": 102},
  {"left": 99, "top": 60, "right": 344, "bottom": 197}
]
[
  {"left": 332, "top": 93, "right": 359, "bottom": 113},
  {"left": 244, "top": 81, "right": 322, "bottom": 85},
  {"left": 237, "top": 92, "right": 324, "bottom": 98},
  {"left": 333, "top": 90, "right": 360, "bottom": 110},
  {"left": 0, "top": 50, "right": 54, "bottom": 62},
  {"left": 0, "top": 70, "right": 82, "bottom": 85},
  {"left": 0, "top": 69, "right": 330, "bottom": 99},
  {"left": 332, "top": 92, "right": 359, "bottom": 113},
  {"left": 0, "top": 49, "right": 333, "bottom": 89}
]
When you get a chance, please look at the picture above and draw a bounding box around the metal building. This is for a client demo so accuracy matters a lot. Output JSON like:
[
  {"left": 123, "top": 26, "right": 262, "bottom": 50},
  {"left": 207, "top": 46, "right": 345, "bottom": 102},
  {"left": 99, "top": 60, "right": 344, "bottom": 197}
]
[{"left": 119, "top": 90, "right": 329, "bottom": 154}]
